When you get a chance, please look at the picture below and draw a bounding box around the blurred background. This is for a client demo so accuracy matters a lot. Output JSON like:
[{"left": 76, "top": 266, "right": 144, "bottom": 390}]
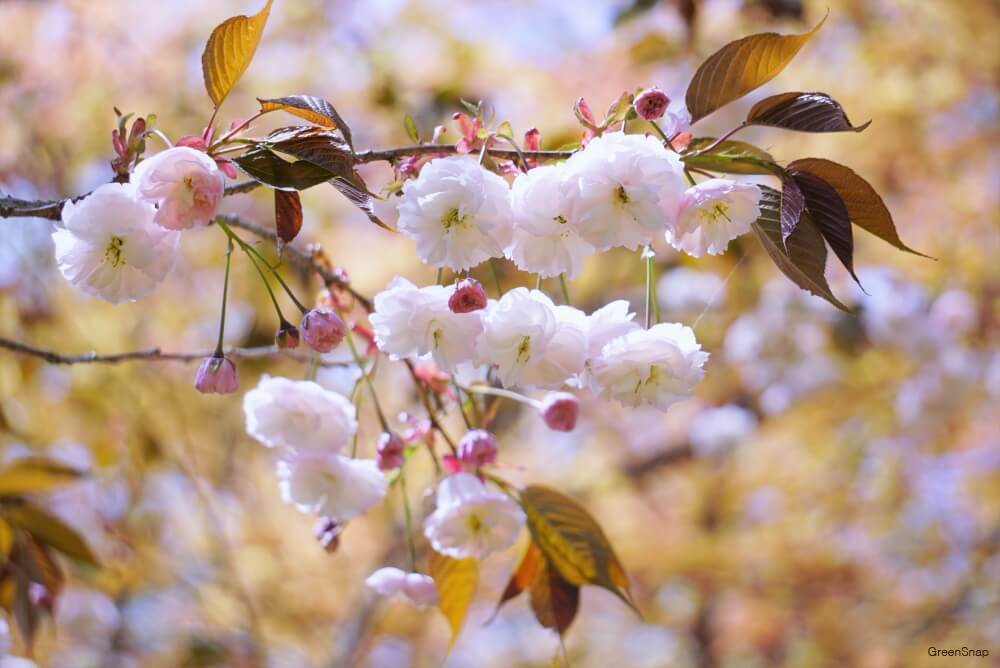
[{"left": 0, "top": 0, "right": 998, "bottom": 666}]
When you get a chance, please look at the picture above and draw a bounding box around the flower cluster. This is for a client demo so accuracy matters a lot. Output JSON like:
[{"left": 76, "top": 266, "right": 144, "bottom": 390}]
[{"left": 395, "top": 132, "right": 762, "bottom": 278}]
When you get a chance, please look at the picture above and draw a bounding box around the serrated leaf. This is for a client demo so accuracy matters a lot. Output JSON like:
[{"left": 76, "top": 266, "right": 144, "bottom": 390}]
[
  {"left": 0, "top": 457, "right": 85, "bottom": 497},
  {"left": 201, "top": 0, "right": 273, "bottom": 108},
  {"left": 4, "top": 504, "right": 99, "bottom": 567},
  {"left": 520, "top": 485, "right": 637, "bottom": 614},
  {"left": 258, "top": 96, "right": 353, "bottom": 148},
  {"left": 529, "top": 556, "right": 580, "bottom": 636},
  {"left": 429, "top": 549, "right": 478, "bottom": 647},
  {"left": 403, "top": 114, "right": 420, "bottom": 143},
  {"left": 682, "top": 138, "right": 779, "bottom": 175},
  {"left": 780, "top": 175, "right": 806, "bottom": 243},
  {"left": 788, "top": 158, "right": 929, "bottom": 256},
  {"left": 274, "top": 189, "right": 302, "bottom": 254},
  {"left": 233, "top": 147, "right": 335, "bottom": 191},
  {"left": 685, "top": 14, "right": 826, "bottom": 122},
  {"left": 747, "top": 92, "right": 870, "bottom": 133},
  {"left": 753, "top": 185, "right": 848, "bottom": 310},
  {"left": 791, "top": 169, "right": 858, "bottom": 282}
]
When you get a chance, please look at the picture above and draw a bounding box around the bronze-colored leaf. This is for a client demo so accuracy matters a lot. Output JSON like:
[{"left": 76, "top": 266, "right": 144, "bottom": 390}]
[
  {"left": 258, "top": 96, "right": 353, "bottom": 148},
  {"left": 274, "top": 189, "right": 302, "bottom": 254},
  {"left": 0, "top": 519, "right": 12, "bottom": 558},
  {"left": 790, "top": 169, "right": 858, "bottom": 282},
  {"left": 747, "top": 92, "right": 870, "bottom": 133},
  {"left": 428, "top": 549, "right": 478, "bottom": 647},
  {"left": 520, "top": 485, "right": 637, "bottom": 614},
  {"left": 492, "top": 541, "right": 543, "bottom": 618},
  {"left": 780, "top": 175, "right": 806, "bottom": 244},
  {"left": 752, "top": 185, "right": 848, "bottom": 310},
  {"left": 201, "top": 0, "right": 273, "bottom": 108},
  {"left": 529, "top": 557, "right": 580, "bottom": 636},
  {"left": 233, "top": 147, "right": 335, "bottom": 191},
  {"left": 788, "top": 158, "right": 929, "bottom": 257},
  {"left": 682, "top": 138, "right": 779, "bottom": 175},
  {"left": 4, "top": 504, "right": 99, "bottom": 567},
  {"left": 685, "top": 15, "right": 826, "bottom": 122},
  {"left": 13, "top": 571, "right": 38, "bottom": 648},
  {"left": 0, "top": 457, "right": 85, "bottom": 497}
]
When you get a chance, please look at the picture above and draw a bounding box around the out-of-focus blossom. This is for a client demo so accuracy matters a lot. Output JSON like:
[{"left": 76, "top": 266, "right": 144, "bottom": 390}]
[
  {"left": 193, "top": 355, "right": 239, "bottom": 394},
  {"left": 242, "top": 375, "right": 357, "bottom": 452},
  {"left": 365, "top": 567, "right": 439, "bottom": 607},
  {"left": 376, "top": 432, "right": 405, "bottom": 471},
  {"left": 566, "top": 132, "right": 685, "bottom": 251},
  {"left": 276, "top": 451, "right": 386, "bottom": 521},
  {"left": 300, "top": 308, "right": 346, "bottom": 353},
  {"left": 591, "top": 323, "right": 708, "bottom": 409},
  {"left": 456, "top": 429, "right": 499, "bottom": 468},
  {"left": 539, "top": 392, "right": 580, "bottom": 431},
  {"left": 133, "top": 146, "right": 224, "bottom": 230},
  {"left": 423, "top": 473, "right": 525, "bottom": 559},
  {"left": 665, "top": 179, "right": 761, "bottom": 257},
  {"left": 397, "top": 156, "right": 512, "bottom": 271},
  {"left": 507, "top": 163, "right": 594, "bottom": 278},
  {"left": 53, "top": 587, "right": 120, "bottom": 651},
  {"left": 476, "top": 288, "right": 557, "bottom": 387},
  {"left": 52, "top": 183, "right": 179, "bottom": 303},
  {"left": 688, "top": 404, "right": 758, "bottom": 458},
  {"left": 370, "top": 276, "right": 483, "bottom": 371},
  {"left": 657, "top": 267, "right": 725, "bottom": 312}
]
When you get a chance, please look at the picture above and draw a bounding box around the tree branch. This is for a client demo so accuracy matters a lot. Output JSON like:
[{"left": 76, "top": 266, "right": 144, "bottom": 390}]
[{"left": 0, "top": 337, "right": 348, "bottom": 366}]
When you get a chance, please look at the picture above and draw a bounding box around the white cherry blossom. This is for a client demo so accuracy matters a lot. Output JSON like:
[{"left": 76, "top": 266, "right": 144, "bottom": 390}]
[
  {"left": 276, "top": 451, "right": 386, "bottom": 522},
  {"left": 665, "top": 178, "right": 762, "bottom": 257},
  {"left": 242, "top": 375, "right": 357, "bottom": 452},
  {"left": 423, "top": 473, "right": 525, "bottom": 559},
  {"left": 476, "top": 288, "right": 558, "bottom": 387},
  {"left": 133, "top": 146, "right": 225, "bottom": 230}
]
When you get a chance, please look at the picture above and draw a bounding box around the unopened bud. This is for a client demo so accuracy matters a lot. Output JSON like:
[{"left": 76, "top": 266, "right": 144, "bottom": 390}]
[
  {"left": 457, "top": 429, "right": 498, "bottom": 468},
  {"left": 276, "top": 321, "right": 300, "bottom": 349},
  {"left": 540, "top": 392, "right": 579, "bottom": 432},
  {"left": 194, "top": 355, "right": 239, "bottom": 394},
  {"left": 313, "top": 517, "right": 343, "bottom": 553},
  {"left": 448, "top": 278, "right": 488, "bottom": 314},
  {"left": 376, "top": 432, "right": 405, "bottom": 471},
  {"left": 634, "top": 88, "right": 670, "bottom": 121},
  {"left": 300, "top": 308, "right": 346, "bottom": 353}
]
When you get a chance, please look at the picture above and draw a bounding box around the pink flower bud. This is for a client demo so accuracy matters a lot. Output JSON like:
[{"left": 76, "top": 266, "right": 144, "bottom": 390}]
[
  {"left": 300, "top": 308, "right": 346, "bottom": 353},
  {"left": 448, "top": 278, "right": 488, "bottom": 313},
  {"left": 402, "top": 573, "right": 439, "bottom": 606},
  {"left": 313, "top": 517, "right": 342, "bottom": 553},
  {"left": 457, "top": 429, "right": 498, "bottom": 469},
  {"left": 376, "top": 432, "right": 405, "bottom": 471},
  {"left": 634, "top": 88, "right": 671, "bottom": 121},
  {"left": 276, "top": 321, "right": 300, "bottom": 349},
  {"left": 193, "top": 355, "right": 239, "bottom": 394},
  {"left": 540, "top": 392, "right": 579, "bottom": 432},
  {"left": 523, "top": 128, "right": 541, "bottom": 152}
]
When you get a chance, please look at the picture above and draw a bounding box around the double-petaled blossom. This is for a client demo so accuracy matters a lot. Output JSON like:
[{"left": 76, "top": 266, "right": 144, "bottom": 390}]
[
  {"left": 365, "top": 567, "right": 439, "bottom": 607},
  {"left": 665, "top": 178, "right": 762, "bottom": 257},
  {"left": 396, "top": 156, "right": 513, "bottom": 271},
  {"left": 370, "top": 276, "right": 484, "bottom": 372},
  {"left": 423, "top": 473, "right": 525, "bottom": 559},
  {"left": 565, "top": 132, "right": 685, "bottom": 251},
  {"left": 507, "top": 164, "right": 594, "bottom": 278},
  {"left": 476, "top": 288, "right": 558, "bottom": 387},
  {"left": 242, "top": 375, "right": 357, "bottom": 452},
  {"left": 132, "top": 146, "right": 225, "bottom": 230},
  {"left": 52, "top": 182, "right": 179, "bottom": 304},
  {"left": 518, "top": 301, "right": 589, "bottom": 389},
  {"left": 590, "top": 322, "right": 709, "bottom": 410},
  {"left": 276, "top": 450, "right": 386, "bottom": 522}
]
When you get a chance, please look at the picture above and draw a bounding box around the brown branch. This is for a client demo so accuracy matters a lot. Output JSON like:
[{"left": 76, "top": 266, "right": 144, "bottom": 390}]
[{"left": 0, "top": 337, "right": 348, "bottom": 367}]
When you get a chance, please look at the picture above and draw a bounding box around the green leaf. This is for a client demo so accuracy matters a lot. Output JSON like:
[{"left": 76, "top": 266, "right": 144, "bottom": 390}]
[
  {"left": 258, "top": 96, "right": 353, "bottom": 149},
  {"left": 274, "top": 189, "right": 302, "bottom": 254},
  {"left": 403, "top": 114, "right": 420, "bottom": 143},
  {"left": 787, "top": 158, "right": 929, "bottom": 257},
  {"left": 752, "top": 185, "right": 848, "bottom": 310},
  {"left": 201, "top": 0, "right": 273, "bottom": 108},
  {"left": 682, "top": 138, "right": 779, "bottom": 175},
  {"left": 685, "top": 14, "right": 826, "bottom": 123},
  {"left": 429, "top": 549, "right": 478, "bottom": 647},
  {"left": 529, "top": 556, "right": 580, "bottom": 636},
  {"left": 520, "top": 485, "right": 637, "bottom": 614},
  {"left": 747, "top": 92, "right": 870, "bottom": 133},
  {"left": 495, "top": 121, "right": 514, "bottom": 140},
  {"left": 4, "top": 504, "right": 99, "bottom": 567},
  {"left": 0, "top": 457, "right": 85, "bottom": 497}
]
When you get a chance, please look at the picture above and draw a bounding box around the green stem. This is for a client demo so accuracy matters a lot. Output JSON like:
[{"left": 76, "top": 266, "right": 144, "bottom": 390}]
[
  {"left": 461, "top": 383, "right": 540, "bottom": 409},
  {"left": 338, "top": 308, "right": 390, "bottom": 431},
  {"left": 559, "top": 273, "right": 571, "bottom": 305},
  {"left": 400, "top": 470, "right": 417, "bottom": 572},
  {"left": 214, "top": 238, "right": 234, "bottom": 356},
  {"left": 216, "top": 218, "right": 309, "bottom": 314},
  {"left": 535, "top": 274, "right": 543, "bottom": 290},
  {"left": 488, "top": 259, "right": 503, "bottom": 297},
  {"left": 644, "top": 248, "right": 655, "bottom": 329},
  {"left": 435, "top": 267, "right": 444, "bottom": 285},
  {"left": 453, "top": 382, "right": 473, "bottom": 430}
]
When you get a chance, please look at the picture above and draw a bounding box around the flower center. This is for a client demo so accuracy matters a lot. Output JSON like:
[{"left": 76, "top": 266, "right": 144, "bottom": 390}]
[
  {"left": 432, "top": 326, "right": 443, "bottom": 349},
  {"left": 615, "top": 184, "right": 630, "bottom": 206},
  {"left": 698, "top": 201, "right": 732, "bottom": 225},
  {"left": 441, "top": 207, "right": 468, "bottom": 231},
  {"left": 465, "top": 513, "right": 485, "bottom": 534},
  {"left": 516, "top": 336, "right": 532, "bottom": 364},
  {"left": 104, "top": 236, "right": 126, "bottom": 267},
  {"left": 633, "top": 365, "right": 660, "bottom": 394},
  {"left": 553, "top": 215, "right": 568, "bottom": 225}
]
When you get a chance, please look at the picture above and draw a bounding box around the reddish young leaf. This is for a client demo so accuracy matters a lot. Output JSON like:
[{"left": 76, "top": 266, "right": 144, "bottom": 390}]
[
  {"left": 258, "top": 96, "right": 353, "bottom": 149},
  {"left": 780, "top": 175, "right": 806, "bottom": 244},
  {"left": 747, "top": 92, "right": 871, "bottom": 133},
  {"left": 274, "top": 189, "right": 303, "bottom": 254},
  {"left": 790, "top": 170, "right": 859, "bottom": 283}
]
